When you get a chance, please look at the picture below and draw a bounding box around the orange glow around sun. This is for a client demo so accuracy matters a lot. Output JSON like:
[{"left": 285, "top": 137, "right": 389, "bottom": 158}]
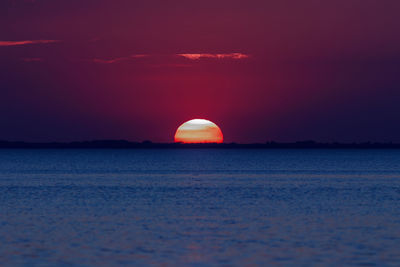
[{"left": 174, "top": 119, "right": 223, "bottom": 143}]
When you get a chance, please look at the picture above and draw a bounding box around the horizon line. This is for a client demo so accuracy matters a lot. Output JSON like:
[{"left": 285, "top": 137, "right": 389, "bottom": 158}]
[{"left": 1, "top": 140, "right": 400, "bottom": 149}]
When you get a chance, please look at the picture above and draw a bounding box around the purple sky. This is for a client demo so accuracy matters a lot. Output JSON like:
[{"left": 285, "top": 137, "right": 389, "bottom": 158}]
[{"left": 1, "top": 0, "right": 400, "bottom": 143}]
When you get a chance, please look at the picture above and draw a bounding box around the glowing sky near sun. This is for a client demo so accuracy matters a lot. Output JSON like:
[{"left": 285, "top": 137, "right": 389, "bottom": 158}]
[{"left": 1, "top": 0, "right": 400, "bottom": 142}]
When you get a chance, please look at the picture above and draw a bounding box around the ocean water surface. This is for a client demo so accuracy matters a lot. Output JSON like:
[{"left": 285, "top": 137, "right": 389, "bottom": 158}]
[{"left": 0, "top": 149, "right": 400, "bottom": 266}]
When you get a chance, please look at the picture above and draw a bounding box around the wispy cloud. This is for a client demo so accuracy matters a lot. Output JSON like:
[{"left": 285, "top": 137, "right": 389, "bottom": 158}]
[
  {"left": 177, "top": 53, "right": 249, "bottom": 60},
  {"left": 0, "top": 40, "right": 59, "bottom": 47},
  {"left": 91, "top": 53, "right": 248, "bottom": 64},
  {"left": 92, "top": 54, "right": 148, "bottom": 64}
]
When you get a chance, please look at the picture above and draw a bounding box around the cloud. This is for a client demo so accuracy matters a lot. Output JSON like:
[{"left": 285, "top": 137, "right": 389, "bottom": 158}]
[
  {"left": 91, "top": 53, "right": 248, "bottom": 64},
  {"left": 177, "top": 53, "right": 249, "bottom": 60},
  {"left": 0, "top": 40, "right": 59, "bottom": 47},
  {"left": 92, "top": 54, "right": 148, "bottom": 64}
]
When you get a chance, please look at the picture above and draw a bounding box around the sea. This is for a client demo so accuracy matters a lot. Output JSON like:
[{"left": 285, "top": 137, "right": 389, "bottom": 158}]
[{"left": 0, "top": 149, "right": 399, "bottom": 266}]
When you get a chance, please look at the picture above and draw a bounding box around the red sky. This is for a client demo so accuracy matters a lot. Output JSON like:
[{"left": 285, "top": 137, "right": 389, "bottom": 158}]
[{"left": 1, "top": 0, "right": 400, "bottom": 143}]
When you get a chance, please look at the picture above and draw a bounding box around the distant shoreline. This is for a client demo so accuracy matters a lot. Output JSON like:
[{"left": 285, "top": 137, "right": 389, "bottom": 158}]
[{"left": 0, "top": 140, "right": 399, "bottom": 149}]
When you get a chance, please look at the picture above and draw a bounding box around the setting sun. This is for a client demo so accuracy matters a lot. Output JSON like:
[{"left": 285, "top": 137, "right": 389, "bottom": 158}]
[{"left": 174, "top": 119, "right": 223, "bottom": 143}]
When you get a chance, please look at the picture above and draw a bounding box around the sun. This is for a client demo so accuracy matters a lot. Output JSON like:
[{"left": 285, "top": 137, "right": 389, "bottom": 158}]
[{"left": 174, "top": 119, "right": 223, "bottom": 143}]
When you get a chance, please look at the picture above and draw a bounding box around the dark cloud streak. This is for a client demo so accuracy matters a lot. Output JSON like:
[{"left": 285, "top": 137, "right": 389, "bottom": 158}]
[{"left": 0, "top": 40, "right": 59, "bottom": 46}]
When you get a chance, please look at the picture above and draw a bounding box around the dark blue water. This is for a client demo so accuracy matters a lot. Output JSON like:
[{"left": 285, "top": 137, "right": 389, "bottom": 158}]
[{"left": 0, "top": 149, "right": 400, "bottom": 266}]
